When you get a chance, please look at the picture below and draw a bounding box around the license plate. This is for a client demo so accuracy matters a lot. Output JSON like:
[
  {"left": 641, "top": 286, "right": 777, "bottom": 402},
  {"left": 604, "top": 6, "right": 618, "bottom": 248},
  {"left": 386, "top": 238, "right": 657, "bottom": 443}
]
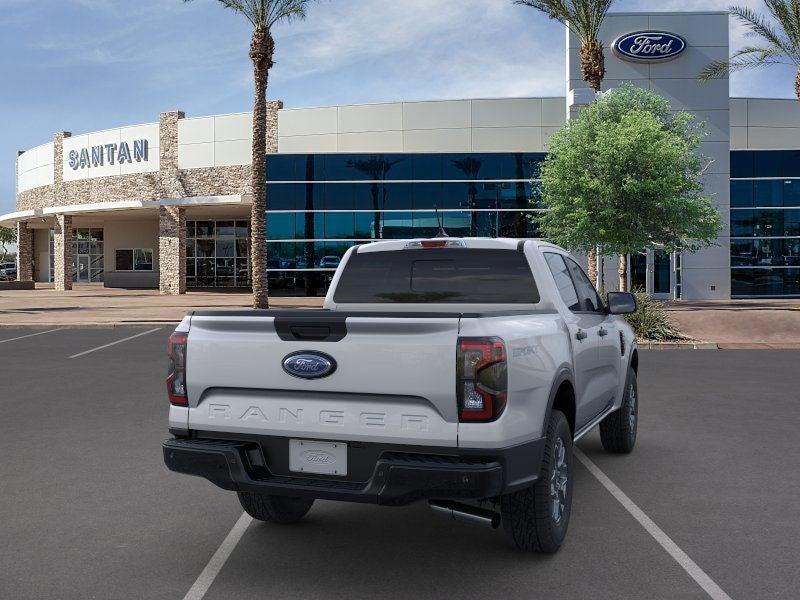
[{"left": 289, "top": 439, "right": 347, "bottom": 476}]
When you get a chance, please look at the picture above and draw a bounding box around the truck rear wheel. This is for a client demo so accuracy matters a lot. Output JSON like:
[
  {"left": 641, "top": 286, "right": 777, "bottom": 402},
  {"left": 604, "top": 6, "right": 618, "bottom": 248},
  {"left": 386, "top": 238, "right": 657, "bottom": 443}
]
[
  {"left": 599, "top": 368, "right": 638, "bottom": 454},
  {"left": 500, "top": 410, "right": 573, "bottom": 553},
  {"left": 237, "top": 492, "right": 314, "bottom": 524}
]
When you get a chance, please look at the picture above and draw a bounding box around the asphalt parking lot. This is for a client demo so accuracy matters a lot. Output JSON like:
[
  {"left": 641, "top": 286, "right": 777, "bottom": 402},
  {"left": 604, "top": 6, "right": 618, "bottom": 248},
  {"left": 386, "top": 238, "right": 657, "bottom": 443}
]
[{"left": 1, "top": 327, "right": 798, "bottom": 600}]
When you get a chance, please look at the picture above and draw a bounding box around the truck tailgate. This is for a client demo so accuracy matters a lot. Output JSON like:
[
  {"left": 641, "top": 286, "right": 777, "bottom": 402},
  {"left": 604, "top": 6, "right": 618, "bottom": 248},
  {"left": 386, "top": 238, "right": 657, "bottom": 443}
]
[{"left": 185, "top": 312, "right": 461, "bottom": 446}]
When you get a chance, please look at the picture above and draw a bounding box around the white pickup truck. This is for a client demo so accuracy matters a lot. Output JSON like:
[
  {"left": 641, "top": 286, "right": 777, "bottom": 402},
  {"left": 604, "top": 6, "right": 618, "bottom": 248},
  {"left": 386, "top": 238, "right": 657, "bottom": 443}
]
[{"left": 163, "top": 238, "right": 639, "bottom": 553}]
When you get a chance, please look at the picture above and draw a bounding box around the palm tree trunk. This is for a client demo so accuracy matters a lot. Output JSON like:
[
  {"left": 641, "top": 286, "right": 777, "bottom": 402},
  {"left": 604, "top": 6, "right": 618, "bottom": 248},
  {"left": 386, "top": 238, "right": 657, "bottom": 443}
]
[
  {"left": 249, "top": 29, "right": 274, "bottom": 309},
  {"left": 618, "top": 254, "right": 627, "bottom": 292},
  {"left": 587, "top": 247, "right": 598, "bottom": 289},
  {"left": 796, "top": 67, "right": 800, "bottom": 102},
  {"left": 580, "top": 40, "right": 605, "bottom": 92}
]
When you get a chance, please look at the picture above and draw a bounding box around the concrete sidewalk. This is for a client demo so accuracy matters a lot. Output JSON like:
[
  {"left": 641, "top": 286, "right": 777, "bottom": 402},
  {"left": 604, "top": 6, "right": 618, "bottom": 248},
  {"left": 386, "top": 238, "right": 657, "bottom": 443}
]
[
  {"left": 664, "top": 299, "right": 800, "bottom": 348},
  {"left": 0, "top": 284, "right": 324, "bottom": 327}
]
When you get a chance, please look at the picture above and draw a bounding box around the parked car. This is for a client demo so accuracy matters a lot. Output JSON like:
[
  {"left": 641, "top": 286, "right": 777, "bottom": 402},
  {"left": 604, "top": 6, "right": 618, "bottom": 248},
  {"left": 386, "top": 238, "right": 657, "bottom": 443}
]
[
  {"left": 1, "top": 262, "right": 16, "bottom": 281},
  {"left": 163, "top": 238, "right": 639, "bottom": 553},
  {"left": 318, "top": 255, "right": 341, "bottom": 269}
]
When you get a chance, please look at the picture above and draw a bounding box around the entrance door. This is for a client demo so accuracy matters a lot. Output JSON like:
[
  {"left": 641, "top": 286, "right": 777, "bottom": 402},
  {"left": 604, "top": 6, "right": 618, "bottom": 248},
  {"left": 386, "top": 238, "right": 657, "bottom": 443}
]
[
  {"left": 652, "top": 249, "right": 672, "bottom": 299},
  {"left": 77, "top": 256, "right": 90, "bottom": 282}
]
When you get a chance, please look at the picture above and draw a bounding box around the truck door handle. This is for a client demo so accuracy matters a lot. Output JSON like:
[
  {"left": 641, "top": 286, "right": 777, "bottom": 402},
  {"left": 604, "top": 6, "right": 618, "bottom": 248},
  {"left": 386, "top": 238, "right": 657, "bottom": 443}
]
[
  {"left": 576, "top": 330, "right": 588, "bottom": 341},
  {"left": 598, "top": 328, "right": 609, "bottom": 337}
]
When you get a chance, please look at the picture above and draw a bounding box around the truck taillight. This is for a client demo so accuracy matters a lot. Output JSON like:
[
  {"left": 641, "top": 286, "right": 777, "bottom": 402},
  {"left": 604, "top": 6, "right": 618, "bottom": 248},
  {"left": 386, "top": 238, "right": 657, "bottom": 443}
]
[
  {"left": 167, "top": 332, "right": 188, "bottom": 406},
  {"left": 457, "top": 338, "right": 507, "bottom": 422}
]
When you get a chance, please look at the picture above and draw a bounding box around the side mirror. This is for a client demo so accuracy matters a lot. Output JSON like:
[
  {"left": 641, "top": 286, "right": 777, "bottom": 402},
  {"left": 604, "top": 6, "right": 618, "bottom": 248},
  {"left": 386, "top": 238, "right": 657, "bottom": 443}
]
[{"left": 607, "top": 292, "right": 638, "bottom": 315}]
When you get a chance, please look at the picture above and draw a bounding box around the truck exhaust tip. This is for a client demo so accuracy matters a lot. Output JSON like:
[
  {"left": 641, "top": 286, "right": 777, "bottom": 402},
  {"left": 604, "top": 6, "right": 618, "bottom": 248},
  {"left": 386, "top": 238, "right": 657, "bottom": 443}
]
[{"left": 429, "top": 500, "right": 501, "bottom": 529}]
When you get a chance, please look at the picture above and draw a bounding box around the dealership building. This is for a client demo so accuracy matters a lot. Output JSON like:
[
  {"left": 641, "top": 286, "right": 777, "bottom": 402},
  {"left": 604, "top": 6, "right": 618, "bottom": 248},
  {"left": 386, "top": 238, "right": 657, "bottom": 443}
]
[{"left": 3, "top": 10, "right": 800, "bottom": 299}]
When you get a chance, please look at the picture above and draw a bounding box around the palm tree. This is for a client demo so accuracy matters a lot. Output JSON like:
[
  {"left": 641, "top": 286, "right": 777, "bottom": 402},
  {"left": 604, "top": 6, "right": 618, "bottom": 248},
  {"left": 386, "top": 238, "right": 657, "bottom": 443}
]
[
  {"left": 699, "top": 2, "right": 800, "bottom": 101},
  {"left": 185, "top": 0, "right": 314, "bottom": 309},
  {"left": 348, "top": 157, "right": 404, "bottom": 239},
  {"left": 515, "top": 0, "right": 615, "bottom": 288}
]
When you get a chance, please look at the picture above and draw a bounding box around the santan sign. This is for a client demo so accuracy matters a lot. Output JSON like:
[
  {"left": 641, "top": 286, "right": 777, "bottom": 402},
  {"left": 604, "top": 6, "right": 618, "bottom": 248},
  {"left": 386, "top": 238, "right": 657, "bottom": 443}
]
[
  {"left": 613, "top": 31, "right": 687, "bottom": 62},
  {"left": 68, "top": 139, "right": 149, "bottom": 170}
]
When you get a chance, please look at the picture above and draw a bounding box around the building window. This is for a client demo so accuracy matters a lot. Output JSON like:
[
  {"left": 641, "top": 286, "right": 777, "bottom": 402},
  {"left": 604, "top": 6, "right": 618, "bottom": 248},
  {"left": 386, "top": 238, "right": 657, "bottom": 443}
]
[
  {"left": 263, "top": 153, "right": 546, "bottom": 298},
  {"left": 115, "top": 248, "right": 153, "bottom": 271},
  {"left": 186, "top": 220, "right": 251, "bottom": 288},
  {"left": 731, "top": 150, "right": 800, "bottom": 297}
]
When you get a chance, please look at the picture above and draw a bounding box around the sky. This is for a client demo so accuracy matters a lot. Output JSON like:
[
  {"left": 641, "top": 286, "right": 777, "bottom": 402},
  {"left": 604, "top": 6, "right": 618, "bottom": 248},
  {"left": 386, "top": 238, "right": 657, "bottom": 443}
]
[{"left": 0, "top": 0, "right": 797, "bottom": 216}]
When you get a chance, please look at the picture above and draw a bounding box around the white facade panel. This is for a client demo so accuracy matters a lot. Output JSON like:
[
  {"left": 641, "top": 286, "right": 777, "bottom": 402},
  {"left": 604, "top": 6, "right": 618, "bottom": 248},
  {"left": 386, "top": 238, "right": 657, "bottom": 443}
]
[
  {"left": 746, "top": 127, "right": 800, "bottom": 150},
  {"left": 403, "top": 100, "right": 471, "bottom": 130},
  {"left": 179, "top": 117, "right": 214, "bottom": 145},
  {"left": 16, "top": 142, "right": 55, "bottom": 193},
  {"left": 471, "top": 98, "right": 542, "bottom": 128},
  {"left": 278, "top": 134, "right": 338, "bottom": 153},
  {"left": 178, "top": 142, "right": 214, "bottom": 170},
  {"left": 337, "top": 131, "right": 404, "bottom": 152},
  {"left": 278, "top": 107, "right": 338, "bottom": 137},
  {"left": 214, "top": 113, "right": 252, "bottom": 142},
  {"left": 402, "top": 128, "right": 471, "bottom": 152},
  {"left": 747, "top": 98, "right": 800, "bottom": 128},
  {"left": 729, "top": 99, "right": 748, "bottom": 127},
  {"left": 650, "top": 78, "right": 730, "bottom": 112},
  {"left": 214, "top": 139, "right": 250, "bottom": 167},
  {"left": 691, "top": 110, "right": 729, "bottom": 143},
  {"left": 652, "top": 46, "right": 728, "bottom": 79},
  {"left": 86, "top": 129, "right": 122, "bottom": 179},
  {"left": 681, "top": 267, "right": 731, "bottom": 300},
  {"left": 702, "top": 141, "right": 731, "bottom": 175},
  {"left": 472, "top": 127, "right": 543, "bottom": 152},
  {"left": 647, "top": 13, "right": 729, "bottom": 48},
  {"left": 541, "top": 98, "right": 566, "bottom": 127},
  {"left": 338, "top": 103, "right": 403, "bottom": 133},
  {"left": 730, "top": 126, "right": 748, "bottom": 149},
  {"left": 569, "top": 14, "right": 648, "bottom": 49}
]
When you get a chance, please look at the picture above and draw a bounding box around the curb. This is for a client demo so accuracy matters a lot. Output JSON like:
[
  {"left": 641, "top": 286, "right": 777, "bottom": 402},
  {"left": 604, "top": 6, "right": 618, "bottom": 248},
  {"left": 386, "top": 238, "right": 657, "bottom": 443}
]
[{"left": 638, "top": 340, "right": 719, "bottom": 350}]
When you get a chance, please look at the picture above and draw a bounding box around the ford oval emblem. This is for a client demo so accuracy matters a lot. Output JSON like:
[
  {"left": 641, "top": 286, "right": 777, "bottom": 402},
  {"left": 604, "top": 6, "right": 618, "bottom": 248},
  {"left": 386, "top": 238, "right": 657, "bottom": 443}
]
[
  {"left": 613, "top": 31, "right": 686, "bottom": 63},
  {"left": 282, "top": 351, "right": 337, "bottom": 379}
]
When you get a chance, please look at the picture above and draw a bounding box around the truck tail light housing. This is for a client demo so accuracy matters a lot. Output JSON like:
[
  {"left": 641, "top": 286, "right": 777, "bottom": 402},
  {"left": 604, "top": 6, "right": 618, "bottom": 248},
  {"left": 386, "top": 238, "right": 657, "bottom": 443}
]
[
  {"left": 167, "top": 332, "right": 188, "bottom": 406},
  {"left": 457, "top": 338, "right": 507, "bottom": 422}
]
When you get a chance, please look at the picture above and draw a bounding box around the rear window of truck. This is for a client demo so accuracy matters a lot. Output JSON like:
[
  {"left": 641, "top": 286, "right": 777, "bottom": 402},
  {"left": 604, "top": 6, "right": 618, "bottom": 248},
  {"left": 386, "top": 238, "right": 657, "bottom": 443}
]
[{"left": 333, "top": 248, "right": 540, "bottom": 304}]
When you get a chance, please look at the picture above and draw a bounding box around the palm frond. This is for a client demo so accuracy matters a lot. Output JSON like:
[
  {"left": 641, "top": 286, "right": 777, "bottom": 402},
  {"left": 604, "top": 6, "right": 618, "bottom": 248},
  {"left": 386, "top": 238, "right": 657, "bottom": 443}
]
[
  {"left": 730, "top": 5, "right": 800, "bottom": 65},
  {"left": 187, "top": 0, "right": 311, "bottom": 30},
  {"left": 699, "top": 46, "right": 789, "bottom": 80},
  {"left": 515, "top": 0, "right": 616, "bottom": 43}
]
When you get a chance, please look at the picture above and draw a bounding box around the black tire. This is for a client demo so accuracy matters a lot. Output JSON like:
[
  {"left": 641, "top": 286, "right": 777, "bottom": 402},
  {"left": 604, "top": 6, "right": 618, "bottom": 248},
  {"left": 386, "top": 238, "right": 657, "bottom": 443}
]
[
  {"left": 500, "top": 410, "right": 573, "bottom": 553},
  {"left": 599, "top": 368, "right": 638, "bottom": 454},
  {"left": 237, "top": 492, "right": 314, "bottom": 524}
]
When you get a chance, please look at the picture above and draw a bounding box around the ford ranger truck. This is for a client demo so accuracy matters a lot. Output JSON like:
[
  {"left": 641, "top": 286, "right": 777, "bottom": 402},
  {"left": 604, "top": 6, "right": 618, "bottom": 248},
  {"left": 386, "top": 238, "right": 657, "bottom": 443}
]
[{"left": 163, "top": 238, "right": 639, "bottom": 553}]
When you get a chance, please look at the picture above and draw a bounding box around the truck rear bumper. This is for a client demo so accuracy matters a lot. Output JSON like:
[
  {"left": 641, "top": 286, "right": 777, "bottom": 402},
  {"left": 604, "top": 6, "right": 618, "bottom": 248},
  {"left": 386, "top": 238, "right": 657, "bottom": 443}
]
[{"left": 163, "top": 436, "right": 545, "bottom": 506}]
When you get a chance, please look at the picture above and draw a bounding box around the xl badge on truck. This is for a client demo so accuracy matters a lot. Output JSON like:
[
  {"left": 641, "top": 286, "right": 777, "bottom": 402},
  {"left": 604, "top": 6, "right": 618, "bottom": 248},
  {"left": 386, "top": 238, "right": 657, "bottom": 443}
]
[{"left": 282, "top": 351, "right": 337, "bottom": 379}]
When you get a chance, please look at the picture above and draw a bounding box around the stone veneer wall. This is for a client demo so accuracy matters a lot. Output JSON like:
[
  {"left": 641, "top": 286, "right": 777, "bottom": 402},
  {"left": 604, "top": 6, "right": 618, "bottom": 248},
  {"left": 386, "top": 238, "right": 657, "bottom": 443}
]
[
  {"left": 53, "top": 214, "right": 73, "bottom": 291},
  {"left": 16, "top": 222, "right": 33, "bottom": 281}
]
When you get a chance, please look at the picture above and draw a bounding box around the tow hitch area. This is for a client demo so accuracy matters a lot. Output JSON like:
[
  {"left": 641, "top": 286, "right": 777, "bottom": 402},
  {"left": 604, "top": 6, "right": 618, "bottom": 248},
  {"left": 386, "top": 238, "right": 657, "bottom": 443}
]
[{"left": 429, "top": 500, "right": 501, "bottom": 529}]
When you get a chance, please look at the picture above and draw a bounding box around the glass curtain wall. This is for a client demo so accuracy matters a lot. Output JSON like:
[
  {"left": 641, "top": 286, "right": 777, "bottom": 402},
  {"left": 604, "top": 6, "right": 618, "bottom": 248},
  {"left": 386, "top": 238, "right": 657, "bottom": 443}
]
[
  {"left": 265, "top": 152, "right": 546, "bottom": 295},
  {"left": 731, "top": 151, "right": 800, "bottom": 297}
]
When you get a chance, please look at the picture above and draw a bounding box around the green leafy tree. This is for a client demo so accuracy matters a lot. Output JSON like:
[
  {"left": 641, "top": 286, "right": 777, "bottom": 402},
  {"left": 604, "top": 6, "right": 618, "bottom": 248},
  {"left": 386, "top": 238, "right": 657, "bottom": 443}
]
[
  {"left": 515, "top": 0, "right": 616, "bottom": 284},
  {"left": 537, "top": 84, "right": 722, "bottom": 291},
  {"left": 699, "top": 2, "right": 800, "bottom": 100},
  {"left": 0, "top": 226, "right": 15, "bottom": 264},
  {"left": 184, "top": 0, "right": 315, "bottom": 308}
]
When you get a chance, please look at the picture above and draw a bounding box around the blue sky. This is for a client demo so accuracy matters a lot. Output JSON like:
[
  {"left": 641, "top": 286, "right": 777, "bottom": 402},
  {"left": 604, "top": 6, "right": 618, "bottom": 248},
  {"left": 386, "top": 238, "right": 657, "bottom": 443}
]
[{"left": 1, "top": 0, "right": 797, "bottom": 216}]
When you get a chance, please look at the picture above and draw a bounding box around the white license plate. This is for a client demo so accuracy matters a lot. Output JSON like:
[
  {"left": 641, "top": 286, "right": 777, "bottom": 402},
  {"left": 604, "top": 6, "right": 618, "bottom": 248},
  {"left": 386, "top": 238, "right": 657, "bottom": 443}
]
[{"left": 289, "top": 439, "right": 347, "bottom": 476}]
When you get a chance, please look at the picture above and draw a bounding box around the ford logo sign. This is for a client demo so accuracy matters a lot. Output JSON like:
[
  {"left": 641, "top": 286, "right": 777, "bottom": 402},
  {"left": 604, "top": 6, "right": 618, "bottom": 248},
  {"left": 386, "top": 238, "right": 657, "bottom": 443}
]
[
  {"left": 613, "top": 31, "right": 686, "bottom": 63},
  {"left": 282, "top": 351, "right": 337, "bottom": 379}
]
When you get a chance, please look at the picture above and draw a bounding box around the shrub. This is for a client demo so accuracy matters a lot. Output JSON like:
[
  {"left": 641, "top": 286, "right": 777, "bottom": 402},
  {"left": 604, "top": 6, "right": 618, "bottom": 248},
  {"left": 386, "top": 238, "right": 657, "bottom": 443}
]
[{"left": 625, "top": 289, "right": 689, "bottom": 341}]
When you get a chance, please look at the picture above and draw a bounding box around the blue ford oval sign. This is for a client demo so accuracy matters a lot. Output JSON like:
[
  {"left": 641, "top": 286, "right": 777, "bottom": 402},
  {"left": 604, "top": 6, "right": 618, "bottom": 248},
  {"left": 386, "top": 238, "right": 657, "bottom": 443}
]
[
  {"left": 613, "top": 31, "right": 686, "bottom": 63},
  {"left": 283, "top": 351, "right": 337, "bottom": 379}
]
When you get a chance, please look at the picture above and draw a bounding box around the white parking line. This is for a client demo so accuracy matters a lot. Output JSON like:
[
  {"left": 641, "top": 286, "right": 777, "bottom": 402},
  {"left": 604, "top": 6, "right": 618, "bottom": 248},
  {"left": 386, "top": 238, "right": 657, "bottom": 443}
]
[
  {"left": 575, "top": 448, "right": 733, "bottom": 600},
  {"left": 68, "top": 328, "right": 162, "bottom": 359},
  {"left": 0, "top": 329, "right": 63, "bottom": 344},
  {"left": 183, "top": 512, "right": 253, "bottom": 600}
]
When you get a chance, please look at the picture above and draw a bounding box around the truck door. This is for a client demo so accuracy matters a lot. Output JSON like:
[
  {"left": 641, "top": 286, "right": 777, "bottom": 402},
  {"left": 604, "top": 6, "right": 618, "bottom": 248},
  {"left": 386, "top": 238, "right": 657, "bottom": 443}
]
[{"left": 544, "top": 253, "right": 611, "bottom": 429}]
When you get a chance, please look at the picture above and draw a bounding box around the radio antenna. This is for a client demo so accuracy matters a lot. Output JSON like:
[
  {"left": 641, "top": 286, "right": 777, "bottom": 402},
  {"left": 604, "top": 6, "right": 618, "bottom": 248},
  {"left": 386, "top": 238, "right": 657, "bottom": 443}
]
[{"left": 434, "top": 206, "right": 449, "bottom": 238}]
